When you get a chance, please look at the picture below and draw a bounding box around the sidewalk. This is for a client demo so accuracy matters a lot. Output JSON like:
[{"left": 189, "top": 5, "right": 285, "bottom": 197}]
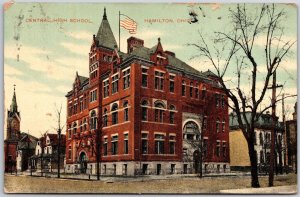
[{"left": 220, "top": 185, "right": 297, "bottom": 194}]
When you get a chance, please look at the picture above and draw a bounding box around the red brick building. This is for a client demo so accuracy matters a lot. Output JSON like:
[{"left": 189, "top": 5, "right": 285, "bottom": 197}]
[{"left": 65, "top": 8, "right": 230, "bottom": 175}]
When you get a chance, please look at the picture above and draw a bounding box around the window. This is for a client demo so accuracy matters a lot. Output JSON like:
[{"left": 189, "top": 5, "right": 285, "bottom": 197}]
[
  {"left": 203, "top": 116, "right": 207, "bottom": 130},
  {"left": 112, "top": 74, "right": 119, "bottom": 94},
  {"left": 68, "top": 124, "right": 71, "bottom": 139},
  {"left": 83, "top": 118, "right": 87, "bottom": 131},
  {"left": 84, "top": 96, "right": 87, "bottom": 109},
  {"left": 111, "top": 103, "right": 118, "bottom": 125},
  {"left": 221, "top": 95, "right": 225, "bottom": 108},
  {"left": 103, "top": 79, "right": 109, "bottom": 98},
  {"left": 190, "top": 82, "right": 193, "bottom": 97},
  {"left": 112, "top": 135, "right": 118, "bottom": 155},
  {"left": 259, "top": 133, "right": 263, "bottom": 145},
  {"left": 123, "top": 68, "right": 130, "bottom": 89},
  {"left": 90, "top": 89, "right": 97, "bottom": 102},
  {"left": 260, "top": 150, "right": 264, "bottom": 163},
  {"left": 195, "top": 83, "right": 199, "bottom": 98},
  {"left": 68, "top": 103, "right": 72, "bottom": 117},
  {"left": 124, "top": 133, "right": 128, "bottom": 154},
  {"left": 216, "top": 141, "right": 220, "bottom": 157},
  {"left": 155, "top": 71, "right": 164, "bottom": 90},
  {"left": 155, "top": 134, "right": 165, "bottom": 154},
  {"left": 154, "top": 101, "right": 165, "bottom": 122},
  {"left": 203, "top": 139, "right": 208, "bottom": 157},
  {"left": 141, "top": 133, "right": 148, "bottom": 154},
  {"left": 170, "top": 164, "right": 175, "bottom": 174},
  {"left": 202, "top": 86, "right": 206, "bottom": 99},
  {"left": 123, "top": 101, "right": 129, "bottom": 122},
  {"left": 90, "top": 110, "right": 97, "bottom": 130},
  {"left": 169, "top": 105, "right": 175, "bottom": 124},
  {"left": 103, "top": 108, "right": 108, "bottom": 127},
  {"left": 79, "top": 97, "right": 83, "bottom": 112},
  {"left": 216, "top": 118, "right": 220, "bottom": 133},
  {"left": 141, "top": 100, "right": 148, "bottom": 121},
  {"left": 169, "top": 75, "right": 175, "bottom": 92},
  {"left": 222, "top": 119, "right": 225, "bottom": 132},
  {"left": 68, "top": 146, "right": 71, "bottom": 159},
  {"left": 222, "top": 142, "right": 226, "bottom": 157},
  {"left": 169, "top": 135, "right": 176, "bottom": 154},
  {"left": 182, "top": 80, "right": 186, "bottom": 96},
  {"left": 215, "top": 94, "right": 220, "bottom": 107},
  {"left": 103, "top": 138, "right": 108, "bottom": 156},
  {"left": 73, "top": 102, "right": 78, "bottom": 114},
  {"left": 142, "top": 68, "right": 148, "bottom": 88},
  {"left": 73, "top": 122, "right": 77, "bottom": 135},
  {"left": 79, "top": 121, "right": 82, "bottom": 132}
]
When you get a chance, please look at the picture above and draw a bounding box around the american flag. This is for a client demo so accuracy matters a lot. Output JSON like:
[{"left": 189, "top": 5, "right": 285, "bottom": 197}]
[{"left": 120, "top": 15, "right": 137, "bottom": 34}]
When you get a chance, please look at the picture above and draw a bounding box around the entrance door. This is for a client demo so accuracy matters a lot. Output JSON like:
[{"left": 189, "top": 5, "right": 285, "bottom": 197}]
[
  {"left": 193, "top": 150, "right": 200, "bottom": 173},
  {"left": 79, "top": 152, "right": 87, "bottom": 173},
  {"left": 183, "top": 164, "right": 188, "bottom": 174},
  {"left": 142, "top": 164, "right": 148, "bottom": 175}
]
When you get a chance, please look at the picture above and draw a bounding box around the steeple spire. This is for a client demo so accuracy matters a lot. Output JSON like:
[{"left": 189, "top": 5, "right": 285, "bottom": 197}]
[
  {"left": 103, "top": 7, "right": 107, "bottom": 20},
  {"left": 10, "top": 84, "right": 18, "bottom": 113}
]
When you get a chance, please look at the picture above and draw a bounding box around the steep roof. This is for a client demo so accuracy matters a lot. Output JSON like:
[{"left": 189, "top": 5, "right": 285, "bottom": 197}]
[
  {"left": 96, "top": 8, "right": 118, "bottom": 50},
  {"left": 203, "top": 69, "right": 218, "bottom": 78},
  {"left": 17, "top": 133, "right": 38, "bottom": 150},
  {"left": 78, "top": 75, "right": 88, "bottom": 84}
]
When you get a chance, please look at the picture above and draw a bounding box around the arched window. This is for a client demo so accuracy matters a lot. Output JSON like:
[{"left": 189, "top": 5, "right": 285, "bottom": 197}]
[
  {"left": 103, "top": 108, "right": 108, "bottom": 127},
  {"left": 169, "top": 105, "right": 175, "bottom": 124},
  {"left": 154, "top": 101, "right": 165, "bottom": 122},
  {"left": 111, "top": 103, "right": 118, "bottom": 125},
  {"left": 141, "top": 100, "right": 148, "bottom": 121},
  {"left": 90, "top": 110, "right": 97, "bottom": 130},
  {"left": 183, "top": 121, "right": 200, "bottom": 140},
  {"left": 123, "top": 101, "right": 129, "bottom": 122}
]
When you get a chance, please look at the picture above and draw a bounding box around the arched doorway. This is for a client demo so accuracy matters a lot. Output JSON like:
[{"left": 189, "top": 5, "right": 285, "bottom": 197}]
[
  {"left": 79, "top": 152, "right": 87, "bottom": 173},
  {"left": 183, "top": 120, "right": 201, "bottom": 174}
]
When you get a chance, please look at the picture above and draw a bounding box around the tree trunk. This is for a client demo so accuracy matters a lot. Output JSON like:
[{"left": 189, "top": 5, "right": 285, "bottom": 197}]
[{"left": 248, "top": 140, "right": 260, "bottom": 188}]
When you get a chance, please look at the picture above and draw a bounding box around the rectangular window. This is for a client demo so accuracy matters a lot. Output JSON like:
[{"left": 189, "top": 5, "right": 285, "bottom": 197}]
[
  {"left": 103, "top": 80, "right": 109, "bottom": 98},
  {"left": 68, "top": 146, "right": 71, "bottom": 159},
  {"left": 103, "top": 138, "right": 108, "bottom": 156},
  {"left": 195, "top": 88, "right": 199, "bottom": 99},
  {"left": 216, "top": 141, "right": 220, "bottom": 157},
  {"left": 169, "top": 135, "right": 176, "bottom": 154},
  {"left": 123, "top": 68, "right": 130, "bottom": 89},
  {"left": 112, "top": 74, "right": 119, "bottom": 94},
  {"left": 142, "top": 68, "right": 148, "bottom": 88},
  {"left": 142, "top": 107, "right": 147, "bottom": 121},
  {"left": 182, "top": 81, "right": 186, "bottom": 96},
  {"left": 215, "top": 94, "right": 220, "bottom": 107},
  {"left": 124, "top": 108, "right": 129, "bottom": 122},
  {"left": 155, "top": 109, "right": 163, "bottom": 122},
  {"left": 222, "top": 120, "right": 225, "bottom": 132},
  {"left": 124, "top": 133, "right": 128, "bottom": 154},
  {"left": 155, "top": 134, "right": 165, "bottom": 154},
  {"left": 79, "top": 98, "right": 83, "bottom": 112},
  {"left": 112, "top": 135, "right": 118, "bottom": 155},
  {"left": 190, "top": 82, "right": 193, "bottom": 97},
  {"left": 155, "top": 71, "right": 164, "bottom": 90},
  {"left": 222, "top": 142, "right": 226, "bottom": 157},
  {"left": 89, "top": 89, "right": 97, "bottom": 102},
  {"left": 170, "top": 112, "right": 175, "bottom": 124},
  {"left": 169, "top": 75, "right": 175, "bottom": 93},
  {"left": 142, "top": 133, "right": 148, "bottom": 154}
]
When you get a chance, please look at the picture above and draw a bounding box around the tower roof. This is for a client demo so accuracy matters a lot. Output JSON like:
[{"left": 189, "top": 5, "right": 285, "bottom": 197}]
[
  {"left": 10, "top": 85, "right": 18, "bottom": 113},
  {"left": 95, "top": 8, "right": 118, "bottom": 50}
]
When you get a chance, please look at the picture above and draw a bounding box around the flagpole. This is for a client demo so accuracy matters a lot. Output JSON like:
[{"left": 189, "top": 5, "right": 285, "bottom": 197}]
[{"left": 119, "top": 11, "right": 121, "bottom": 52}]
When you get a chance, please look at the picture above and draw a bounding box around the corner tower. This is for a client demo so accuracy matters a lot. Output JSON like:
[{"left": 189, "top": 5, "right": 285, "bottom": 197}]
[{"left": 6, "top": 85, "right": 21, "bottom": 140}]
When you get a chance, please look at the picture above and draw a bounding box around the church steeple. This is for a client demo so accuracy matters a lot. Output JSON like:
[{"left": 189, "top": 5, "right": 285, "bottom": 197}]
[
  {"left": 103, "top": 7, "right": 107, "bottom": 20},
  {"left": 10, "top": 85, "right": 18, "bottom": 113}
]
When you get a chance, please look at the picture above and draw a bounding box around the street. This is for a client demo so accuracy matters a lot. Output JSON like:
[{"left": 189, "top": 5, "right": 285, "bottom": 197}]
[{"left": 4, "top": 173, "right": 297, "bottom": 194}]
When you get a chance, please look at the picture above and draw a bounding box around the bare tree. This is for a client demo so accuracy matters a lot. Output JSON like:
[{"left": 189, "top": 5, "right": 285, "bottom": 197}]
[{"left": 188, "top": 4, "right": 296, "bottom": 187}]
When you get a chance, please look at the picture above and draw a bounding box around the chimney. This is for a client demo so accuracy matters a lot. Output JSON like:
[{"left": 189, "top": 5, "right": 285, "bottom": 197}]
[
  {"left": 127, "top": 37, "right": 144, "bottom": 53},
  {"left": 165, "top": 50, "right": 175, "bottom": 57}
]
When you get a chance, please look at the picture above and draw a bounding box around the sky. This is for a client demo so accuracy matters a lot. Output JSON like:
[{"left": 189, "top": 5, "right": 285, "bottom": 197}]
[{"left": 4, "top": 3, "right": 297, "bottom": 138}]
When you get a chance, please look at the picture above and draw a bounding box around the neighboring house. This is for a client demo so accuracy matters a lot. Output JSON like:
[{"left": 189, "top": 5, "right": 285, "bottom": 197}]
[
  {"left": 16, "top": 133, "right": 38, "bottom": 172},
  {"left": 286, "top": 102, "right": 297, "bottom": 172},
  {"left": 64, "top": 8, "right": 230, "bottom": 176},
  {"left": 229, "top": 112, "right": 285, "bottom": 172},
  {"left": 31, "top": 133, "right": 66, "bottom": 173}
]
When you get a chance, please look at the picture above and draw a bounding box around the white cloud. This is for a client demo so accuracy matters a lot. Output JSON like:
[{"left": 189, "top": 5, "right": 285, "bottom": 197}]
[
  {"left": 60, "top": 42, "right": 90, "bottom": 56},
  {"left": 5, "top": 63, "right": 24, "bottom": 76},
  {"left": 65, "top": 30, "right": 93, "bottom": 42}
]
